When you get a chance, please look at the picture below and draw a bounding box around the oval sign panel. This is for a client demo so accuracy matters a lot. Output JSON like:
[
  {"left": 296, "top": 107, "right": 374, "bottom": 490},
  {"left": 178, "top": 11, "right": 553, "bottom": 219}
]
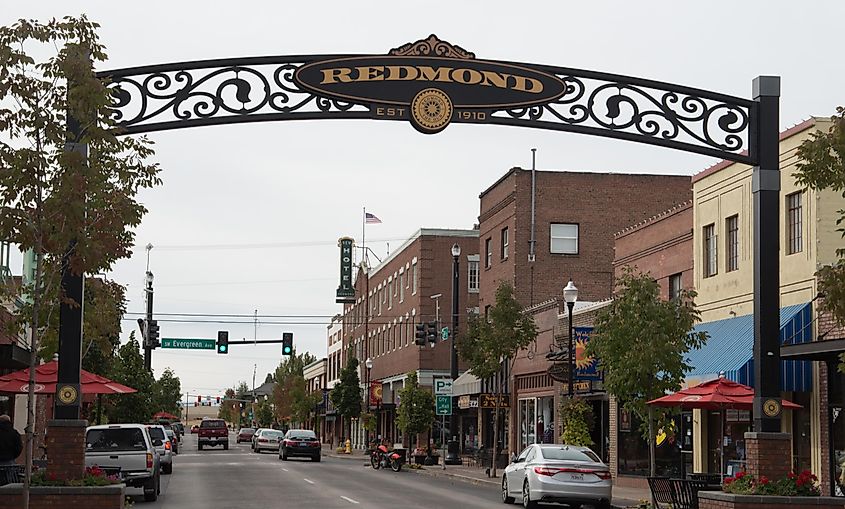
[{"left": 295, "top": 53, "right": 566, "bottom": 134}]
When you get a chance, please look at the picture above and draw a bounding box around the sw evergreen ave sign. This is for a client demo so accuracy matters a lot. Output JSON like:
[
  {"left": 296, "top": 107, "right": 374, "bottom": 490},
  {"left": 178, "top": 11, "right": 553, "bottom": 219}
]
[{"left": 161, "top": 338, "right": 216, "bottom": 350}]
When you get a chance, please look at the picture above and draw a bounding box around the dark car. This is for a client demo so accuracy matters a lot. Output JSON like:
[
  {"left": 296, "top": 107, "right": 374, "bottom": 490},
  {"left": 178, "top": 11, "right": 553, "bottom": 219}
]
[
  {"left": 237, "top": 428, "right": 256, "bottom": 444},
  {"left": 190, "top": 425, "right": 199, "bottom": 434},
  {"left": 279, "top": 429, "right": 321, "bottom": 462}
]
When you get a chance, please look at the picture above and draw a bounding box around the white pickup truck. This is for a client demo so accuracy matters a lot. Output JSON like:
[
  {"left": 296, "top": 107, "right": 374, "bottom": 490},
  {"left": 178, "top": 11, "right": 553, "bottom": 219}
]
[{"left": 85, "top": 424, "right": 161, "bottom": 502}]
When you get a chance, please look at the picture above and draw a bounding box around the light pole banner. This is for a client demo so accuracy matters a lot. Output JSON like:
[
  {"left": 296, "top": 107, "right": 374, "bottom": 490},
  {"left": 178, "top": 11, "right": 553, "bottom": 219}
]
[
  {"left": 573, "top": 327, "right": 601, "bottom": 380},
  {"left": 336, "top": 237, "right": 355, "bottom": 303}
]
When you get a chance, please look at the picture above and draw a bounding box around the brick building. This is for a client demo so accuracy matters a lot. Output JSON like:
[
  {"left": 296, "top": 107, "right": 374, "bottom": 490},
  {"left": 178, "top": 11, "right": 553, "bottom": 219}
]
[
  {"left": 479, "top": 168, "right": 692, "bottom": 464},
  {"left": 339, "top": 228, "right": 479, "bottom": 449},
  {"left": 478, "top": 168, "right": 693, "bottom": 313}
]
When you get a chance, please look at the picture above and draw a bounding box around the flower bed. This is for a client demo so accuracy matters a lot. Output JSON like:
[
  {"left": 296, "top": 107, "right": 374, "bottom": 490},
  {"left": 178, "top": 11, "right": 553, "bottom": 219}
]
[
  {"left": 723, "top": 470, "right": 820, "bottom": 497},
  {"left": 697, "top": 470, "right": 841, "bottom": 509},
  {"left": 31, "top": 466, "right": 121, "bottom": 488}
]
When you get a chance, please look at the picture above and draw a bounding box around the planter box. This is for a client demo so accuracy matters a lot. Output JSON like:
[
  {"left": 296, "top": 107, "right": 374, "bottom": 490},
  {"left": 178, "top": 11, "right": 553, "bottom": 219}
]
[
  {"left": 699, "top": 491, "right": 844, "bottom": 509},
  {"left": 0, "top": 484, "right": 125, "bottom": 509}
]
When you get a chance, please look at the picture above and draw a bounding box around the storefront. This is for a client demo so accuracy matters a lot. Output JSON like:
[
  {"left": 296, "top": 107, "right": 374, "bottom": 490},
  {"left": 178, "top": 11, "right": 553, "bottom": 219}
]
[{"left": 514, "top": 372, "right": 556, "bottom": 451}]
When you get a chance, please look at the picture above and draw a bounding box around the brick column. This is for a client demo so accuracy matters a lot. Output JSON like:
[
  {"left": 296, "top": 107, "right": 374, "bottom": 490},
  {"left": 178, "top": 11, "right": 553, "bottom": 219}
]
[
  {"left": 46, "top": 419, "right": 88, "bottom": 481},
  {"left": 609, "top": 397, "right": 618, "bottom": 478},
  {"left": 744, "top": 431, "right": 791, "bottom": 480}
]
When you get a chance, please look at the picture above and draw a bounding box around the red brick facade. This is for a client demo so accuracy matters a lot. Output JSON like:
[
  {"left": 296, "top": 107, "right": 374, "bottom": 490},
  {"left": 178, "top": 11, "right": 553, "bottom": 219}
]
[
  {"left": 613, "top": 201, "right": 693, "bottom": 297},
  {"left": 45, "top": 419, "right": 87, "bottom": 481},
  {"left": 0, "top": 486, "right": 124, "bottom": 509},
  {"left": 745, "top": 432, "right": 793, "bottom": 481},
  {"left": 699, "top": 491, "right": 844, "bottom": 509},
  {"left": 478, "top": 169, "right": 692, "bottom": 313}
]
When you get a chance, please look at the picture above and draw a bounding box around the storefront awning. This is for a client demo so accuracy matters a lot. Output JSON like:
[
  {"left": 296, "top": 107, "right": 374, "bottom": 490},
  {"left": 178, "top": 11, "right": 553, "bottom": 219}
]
[
  {"left": 685, "top": 302, "right": 812, "bottom": 392},
  {"left": 452, "top": 370, "right": 481, "bottom": 397}
]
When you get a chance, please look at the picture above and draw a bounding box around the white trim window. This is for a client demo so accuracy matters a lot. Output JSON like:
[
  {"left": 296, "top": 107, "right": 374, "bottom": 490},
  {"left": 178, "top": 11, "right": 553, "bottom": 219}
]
[
  {"left": 550, "top": 223, "right": 578, "bottom": 254},
  {"left": 703, "top": 223, "right": 717, "bottom": 278},
  {"left": 467, "top": 255, "right": 480, "bottom": 293},
  {"left": 412, "top": 261, "right": 418, "bottom": 295}
]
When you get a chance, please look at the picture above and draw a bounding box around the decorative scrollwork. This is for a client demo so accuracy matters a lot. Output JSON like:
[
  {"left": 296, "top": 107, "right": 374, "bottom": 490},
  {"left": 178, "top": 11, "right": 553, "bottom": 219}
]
[
  {"left": 100, "top": 57, "right": 369, "bottom": 134},
  {"left": 491, "top": 69, "right": 753, "bottom": 163},
  {"left": 389, "top": 34, "right": 475, "bottom": 59}
]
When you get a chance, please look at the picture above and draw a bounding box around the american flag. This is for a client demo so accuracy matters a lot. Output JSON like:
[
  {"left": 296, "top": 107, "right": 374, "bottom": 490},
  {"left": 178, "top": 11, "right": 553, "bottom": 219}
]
[{"left": 365, "top": 212, "right": 382, "bottom": 224}]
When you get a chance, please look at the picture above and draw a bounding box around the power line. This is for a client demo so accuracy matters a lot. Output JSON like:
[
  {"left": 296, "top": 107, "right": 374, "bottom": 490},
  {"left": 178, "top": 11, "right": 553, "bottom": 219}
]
[
  {"left": 125, "top": 312, "right": 336, "bottom": 318},
  {"left": 143, "top": 237, "right": 405, "bottom": 252}
]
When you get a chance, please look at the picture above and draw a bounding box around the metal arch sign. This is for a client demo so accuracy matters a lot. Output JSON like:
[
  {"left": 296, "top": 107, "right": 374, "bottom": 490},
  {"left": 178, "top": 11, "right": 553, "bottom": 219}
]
[{"left": 100, "top": 34, "right": 755, "bottom": 164}]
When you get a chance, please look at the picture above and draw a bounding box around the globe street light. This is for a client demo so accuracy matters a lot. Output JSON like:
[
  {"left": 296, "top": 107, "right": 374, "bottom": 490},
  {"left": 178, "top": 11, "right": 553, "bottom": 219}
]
[
  {"left": 563, "top": 279, "right": 578, "bottom": 398},
  {"left": 450, "top": 243, "right": 461, "bottom": 381}
]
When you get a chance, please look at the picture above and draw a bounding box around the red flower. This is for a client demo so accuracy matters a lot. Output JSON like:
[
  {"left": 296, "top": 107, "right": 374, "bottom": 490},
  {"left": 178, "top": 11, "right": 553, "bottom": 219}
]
[
  {"left": 758, "top": 476, "right": 769, "bottom": 485},
  {"left": 788, "top": 472, "right": 796, "bottom": 479},
  {"left": 735, "top": 471, "right": 746, "bottom": 479}
]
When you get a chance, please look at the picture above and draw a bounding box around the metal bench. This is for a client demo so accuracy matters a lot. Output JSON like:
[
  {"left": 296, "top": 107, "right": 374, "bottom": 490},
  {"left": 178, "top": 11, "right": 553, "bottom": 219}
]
[
  {"left": 0, "top": 465, "right": 24, "bottom": 486},
  {"left": 647, "top": 477, "right": 674, "bottom": 509},
  {"left": 669, "top": 479, "right": 709, "bottom": 509}
]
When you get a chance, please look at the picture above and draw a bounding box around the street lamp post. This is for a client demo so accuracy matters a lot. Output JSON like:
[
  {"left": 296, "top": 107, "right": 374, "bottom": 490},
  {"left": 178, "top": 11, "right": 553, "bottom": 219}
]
[
  {"left": 450, "top": 243, "right": 460, "bottom": 381},
  {"left": 365, "top": 357, "right": 373, "bottom": 449},
  {"left": 144, "top": 270, "right": 154, "bottom": 372},
  {"left": 563, "top": 280, "right": 578, "bottom": 398}
]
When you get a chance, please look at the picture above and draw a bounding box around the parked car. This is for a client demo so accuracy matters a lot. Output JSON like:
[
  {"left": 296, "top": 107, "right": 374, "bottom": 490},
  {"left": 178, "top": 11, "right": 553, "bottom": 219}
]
[
  {"left": 251, "top": 428, "right": 266, "bottom": 451},
  {"left": 198, "top": 418, "right": 229, "bottom": 450},
  {"left": 146, "top": 425, "right": 174, "bottom": 474},
  {"left": 190, "top": 425, "right": 199, "bottom": 434},
  {"left": 237, "top": 427, "right": 256, "bottom": 444},
  {"left": 165, "top": 428, "right": 179, "bottom": 454},
  {"left": 279, "top": 429, "right": 321, "bottom": 462},
  {"left": 501, "top": 444, "right": 611, "bottom": 508},
  {"left": 85, "top": 424, "right": 161, "bottom": 502},
  {"left": 254, "top": 429, "right": 284, "bottom": 453},
  {"left": 172, "top": 422, "right": 185, "bottom": 437}
]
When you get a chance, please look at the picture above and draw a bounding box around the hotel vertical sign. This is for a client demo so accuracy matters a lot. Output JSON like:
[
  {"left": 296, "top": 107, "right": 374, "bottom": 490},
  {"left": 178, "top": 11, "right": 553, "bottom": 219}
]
[{"left": 336, "top": 237, "right": 355, "bottom": 304}]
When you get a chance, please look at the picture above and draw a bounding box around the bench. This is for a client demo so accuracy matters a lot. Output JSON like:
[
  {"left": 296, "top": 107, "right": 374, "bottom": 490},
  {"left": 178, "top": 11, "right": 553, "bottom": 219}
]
[
  {"left": 647, "top": 477, "right": 674, "bottom": 509},
  {"left": 670, "top": 479, "right": 709, "bottom": 509},
  {"left": 0, "top": 465, "right": 24, "bottom": 486}
]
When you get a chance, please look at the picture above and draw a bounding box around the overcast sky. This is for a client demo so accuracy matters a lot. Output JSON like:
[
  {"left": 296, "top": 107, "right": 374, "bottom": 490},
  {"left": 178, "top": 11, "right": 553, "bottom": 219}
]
[{"left": 3, "top": 1, "right": 844, "bottom": 399}]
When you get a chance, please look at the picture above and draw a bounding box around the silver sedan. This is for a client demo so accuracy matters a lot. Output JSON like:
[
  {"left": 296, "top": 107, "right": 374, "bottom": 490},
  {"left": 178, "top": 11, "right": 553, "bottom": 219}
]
[
  {"left": 502, "top": 444, "right": 612, "bottom": 508},
  {"left": 254, "top": 429, "right": 284, "bottom": 453}
]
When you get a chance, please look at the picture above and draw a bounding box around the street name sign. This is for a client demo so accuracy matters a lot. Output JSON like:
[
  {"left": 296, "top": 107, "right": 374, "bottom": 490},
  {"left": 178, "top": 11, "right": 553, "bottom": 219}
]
[
  {"left": 441, "top": 327, "right": 449, "bottom": 340},
  {"left": 436, "top": 395, "right": 452, "bottom": 415},
  {"left": 161, "top": 338, "right": 216, "bottom": 350},
  {"left": 434, "top": 378, "right": 453, "bottom": 395}
]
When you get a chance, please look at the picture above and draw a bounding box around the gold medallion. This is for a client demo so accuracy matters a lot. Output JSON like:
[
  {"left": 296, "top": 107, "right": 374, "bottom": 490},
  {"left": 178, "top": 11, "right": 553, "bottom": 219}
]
[
  {"left": 411, "top": 88, "right": 453, "bottom": 133},
  {"left": 762, "top": 398, "right": 781, "bottom": 417},
  {"left": 58, "top": 385, "right": 79, "bottom": 405}
]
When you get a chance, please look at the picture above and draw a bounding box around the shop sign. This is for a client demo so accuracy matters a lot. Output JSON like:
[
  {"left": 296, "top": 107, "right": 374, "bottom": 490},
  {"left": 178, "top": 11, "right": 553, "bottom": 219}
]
[
  {"left": 726, "top": 409, "right": 750, "bottom": 422},
  {"left": 560, "top": 381, "right": 592, "bottom": 394},
  {"left": 336, "top": 237, "right": 355, "bottom": 303},
  {"left": 479, "top": 393, "right": 509, "bottom": 408},
  {"left": 620, "top": 408, "right": 632, "bottom": 432},
  {"left": 458, "top": 395, "right": 478, "bottom": 409}
]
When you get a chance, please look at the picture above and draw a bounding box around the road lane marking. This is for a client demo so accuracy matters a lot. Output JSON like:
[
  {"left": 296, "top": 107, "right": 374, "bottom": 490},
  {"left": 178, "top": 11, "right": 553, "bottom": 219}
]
[
  {"left": 340, "top": 496, "right": 360, "bottom": 504},
  {"left": 303, "top": 478, "right": 315, "bottom": 484},
  {"left": 281, "top": 468, "right": 289, "bottom": 472}
]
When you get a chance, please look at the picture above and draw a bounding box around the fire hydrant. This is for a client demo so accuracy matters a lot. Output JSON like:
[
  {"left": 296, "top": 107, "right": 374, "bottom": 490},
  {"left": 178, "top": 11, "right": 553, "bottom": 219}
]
[{"left": 345, "top": 438, "right": 352, "bottom": 454}]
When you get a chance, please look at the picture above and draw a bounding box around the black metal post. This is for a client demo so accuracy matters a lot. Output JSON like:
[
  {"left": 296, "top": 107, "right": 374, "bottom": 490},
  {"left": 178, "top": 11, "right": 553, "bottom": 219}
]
[
  {"left": 750, "top": 76, "right": 781, "bottom": 433},
  {"left": 144, "top": 272, "right": 154, "bottom": 372},
  {"left": 365, "top": 365, "right": 370, "bottom": 450},
  {"left": 567, "top": 301, "right": 574, "bottom": 398},
  {"left": 451, "top": 252, "right": 459, "bottom": 381}
]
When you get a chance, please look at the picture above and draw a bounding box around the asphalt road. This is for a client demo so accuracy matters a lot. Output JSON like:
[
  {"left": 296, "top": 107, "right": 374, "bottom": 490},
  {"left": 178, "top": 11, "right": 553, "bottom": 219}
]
[{"left": 136, "top": 431, "right": 504, "bottom": 509}]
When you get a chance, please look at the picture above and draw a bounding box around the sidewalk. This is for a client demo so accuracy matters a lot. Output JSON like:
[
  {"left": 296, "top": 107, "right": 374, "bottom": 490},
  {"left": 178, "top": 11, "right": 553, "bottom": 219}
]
[{"left": 321, "top": 446, "right": 648, "bottom": 507}]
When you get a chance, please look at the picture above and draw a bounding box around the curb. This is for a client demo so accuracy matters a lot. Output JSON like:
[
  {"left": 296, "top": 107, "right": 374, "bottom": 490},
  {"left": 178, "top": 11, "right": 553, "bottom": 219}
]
[{"left": 406, "top": 465, "right": 501, "bottom": 487}]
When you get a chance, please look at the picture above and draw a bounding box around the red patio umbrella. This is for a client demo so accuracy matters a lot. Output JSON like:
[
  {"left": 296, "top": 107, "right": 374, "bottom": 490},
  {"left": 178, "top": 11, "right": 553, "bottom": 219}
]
[
  {"left": 152, "top": 411, "right": 179, "bottom": 421},
  {"left": 647, "top": 376, "right": 801, "bottom": 478},
  {"left": 0, "top": 360, "right": 137, "bottom": 395}
]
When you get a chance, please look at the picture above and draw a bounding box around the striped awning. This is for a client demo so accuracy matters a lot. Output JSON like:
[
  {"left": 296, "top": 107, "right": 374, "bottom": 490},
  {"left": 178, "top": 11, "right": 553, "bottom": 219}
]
[
  {"left": 685, "top": 302, "right": 812, "bottom": 392},
  {"left": 452, "top": 370, "right": 481, "bottom": 397}
]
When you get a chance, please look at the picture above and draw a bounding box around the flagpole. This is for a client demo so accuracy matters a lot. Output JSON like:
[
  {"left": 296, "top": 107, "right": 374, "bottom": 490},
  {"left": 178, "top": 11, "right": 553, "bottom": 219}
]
[{"left": 362, "top": 206, "right": 366, "bottom": 267}]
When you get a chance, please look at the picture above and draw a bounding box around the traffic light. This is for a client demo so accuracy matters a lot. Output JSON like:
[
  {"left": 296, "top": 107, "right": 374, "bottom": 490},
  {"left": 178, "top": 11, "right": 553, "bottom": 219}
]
[
  {"left": 216, "top": 397, "right": 220, "bottom": 404},
  {"left": 147, "top": 320, "right": 160, "bottom": 348},
  {"left": 282, "top": 332, "right": 293, "bottom": 356},
  {"left": 197, "top": 395, "right": 201, "bottom": 403},
  {"left": 217, "top": 330, "right": 229, "bottom": 354},
  {"left": 415, "top": 323, "right": 426, "bottom": 346},
  {"left": 426, "top": 321, "right": 438, "bottom": 345}
]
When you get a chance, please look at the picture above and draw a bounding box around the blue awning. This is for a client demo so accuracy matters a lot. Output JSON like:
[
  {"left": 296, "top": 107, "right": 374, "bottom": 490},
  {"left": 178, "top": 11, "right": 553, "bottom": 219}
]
[{"left": 685, "top": 302, "right": 813, "bottom": 392}]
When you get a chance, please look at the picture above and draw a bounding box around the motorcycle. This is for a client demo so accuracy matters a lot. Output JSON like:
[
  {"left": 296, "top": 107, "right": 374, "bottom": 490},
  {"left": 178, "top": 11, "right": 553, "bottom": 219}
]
[{"left": 370, "top": 444, "right": 402, "bottom": 472}]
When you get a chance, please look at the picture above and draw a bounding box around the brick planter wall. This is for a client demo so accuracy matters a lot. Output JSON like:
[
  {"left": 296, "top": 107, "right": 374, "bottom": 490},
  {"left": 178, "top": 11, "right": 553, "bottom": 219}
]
[
  {"left": 745, "top": 432, "right": 792, "bottom": 482},
  {"left": 0, "top": 484, "right": 124, "bottom": 509},
  {"left": 45, "top": 419, "right": 87, "bottom": 481},
  {"left": 699, "top": 491, "right": 844, "bottom": 509}
]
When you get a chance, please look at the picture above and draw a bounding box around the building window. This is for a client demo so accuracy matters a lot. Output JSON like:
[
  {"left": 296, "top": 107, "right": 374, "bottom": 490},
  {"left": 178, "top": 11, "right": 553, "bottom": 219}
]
[
  {"left": 550, "top": 223, "right": 579, "bottom": 254},
  {"left": 787, "top": 191, "right": 803, "bottom": 255},
  {"left": 399, "top": 272, "right": 405, "bottom": 302},
  {"left": 501, "top": 228, "right": 509, "bottom": 260},
  {"left": 412, "top": 262, "right": 418, "bottom": 295},
  {"left": 468, "top": 260, "right": 480, "bottom": 293},
  {"left": 669, "top": 273, "right": 682, "bottom": 301},
  {"left": 484, "top": 304, "right": 491, "bottom": 322},
  {"left": 703, "top": 223, "right": 717, "bottom": 278},
  {"left": 485, "top": 238, "right": 492, "bottom": 268},
  {"left": 388, "top": 280, "right": 393, "bottom": 309},
  {"left": 726, "top": 215, "right": 739, "bottom": 272}
]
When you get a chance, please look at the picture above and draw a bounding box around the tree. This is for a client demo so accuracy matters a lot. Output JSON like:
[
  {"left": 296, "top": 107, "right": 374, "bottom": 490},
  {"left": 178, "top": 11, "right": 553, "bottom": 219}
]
[
  {"left": 151, "top": 368, "right": 182, "bottom": 418},
  {"left": 585, "top": 267, "right": 706, "bottom": 474},
  {"left": 794, "top": 107, "right": 845, "bottom": 362},
  {"left": 108, "top": 334, "right": 155, "bottom": 424},
  {"left": 559, "top": 397, "right": 594, "bottom": 446},
  {"left": 0, "top": 17, "right": 161, "bottom": 496},
  {"left": 331, "top": 356, "right": 361, "bottom": 440},
  {"left": 459, "top": 282, "right": 538, "bottom": 477},
  {"left": 271, "top": 350, "right": 317, "bottom": 425},
  {"left": 395, "top": 372, "right": 434, "bottom": 451},
  {"left": 217, "top": 388, "right": 238, "bottom": 423},
  {"left": 255, "top": 399, "right": 274, "bottom": 427}
]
